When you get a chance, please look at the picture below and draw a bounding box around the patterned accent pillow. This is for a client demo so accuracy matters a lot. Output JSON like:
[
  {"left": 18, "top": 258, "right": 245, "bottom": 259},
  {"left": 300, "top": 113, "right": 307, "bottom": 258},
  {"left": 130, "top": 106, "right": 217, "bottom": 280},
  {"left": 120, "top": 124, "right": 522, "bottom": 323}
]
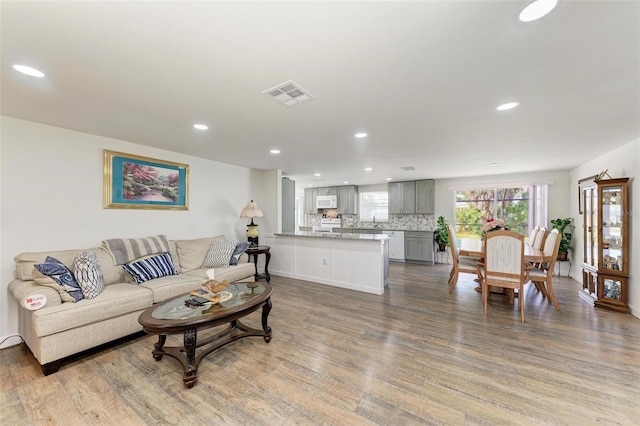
[
  {"left": 229, "top": 242, "right": 250, "bottom": 265},
  {"left": 34, "top": 256, "right": 84, "bottom": 302},
  {"left": 123, "top": 252, "right": 179, "bottom": 284},
  {"left": 73, "top": 251, "right": 105, "bottom": 299},
  {"left": 203, "top": 240, "right": 237, "bottom": 269}
]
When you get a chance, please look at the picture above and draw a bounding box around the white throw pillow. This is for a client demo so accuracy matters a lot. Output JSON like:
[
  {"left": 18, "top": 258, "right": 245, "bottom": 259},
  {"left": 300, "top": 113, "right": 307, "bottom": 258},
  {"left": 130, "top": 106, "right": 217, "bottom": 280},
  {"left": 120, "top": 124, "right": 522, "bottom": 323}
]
[
  {"left": 202, "top": 240, "right": 238, "bottom": 269},
  {"left": 73, "top": 250, "right": 105, "bottom": 299}
]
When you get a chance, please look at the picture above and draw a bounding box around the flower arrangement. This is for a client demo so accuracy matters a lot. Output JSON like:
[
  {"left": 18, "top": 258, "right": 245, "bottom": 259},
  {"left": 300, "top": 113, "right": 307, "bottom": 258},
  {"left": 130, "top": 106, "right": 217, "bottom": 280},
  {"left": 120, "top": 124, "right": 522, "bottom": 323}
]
[{"left": 481, "top": 218, "right": 509, "bottom": 235}]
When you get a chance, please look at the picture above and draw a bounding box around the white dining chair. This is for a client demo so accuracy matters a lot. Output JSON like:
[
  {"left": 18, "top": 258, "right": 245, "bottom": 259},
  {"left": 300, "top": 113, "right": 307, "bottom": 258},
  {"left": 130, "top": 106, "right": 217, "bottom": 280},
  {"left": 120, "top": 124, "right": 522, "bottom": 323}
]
[
  {"left": 479, "top": 230, "right": 530, "bottom": 322},
  {"left": 447, "top": 224, "right": 479, "bottom": 293},
  {"left": 529, "top": 229, "right": 561, "bottom": 311}
]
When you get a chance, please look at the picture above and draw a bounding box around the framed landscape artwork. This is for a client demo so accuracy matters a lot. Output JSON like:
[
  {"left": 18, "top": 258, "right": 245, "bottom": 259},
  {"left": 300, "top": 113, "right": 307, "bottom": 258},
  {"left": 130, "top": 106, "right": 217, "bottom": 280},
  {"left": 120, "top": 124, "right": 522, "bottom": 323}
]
[{"left": 103, "top": 150, "right": 189, "bottom": 210}]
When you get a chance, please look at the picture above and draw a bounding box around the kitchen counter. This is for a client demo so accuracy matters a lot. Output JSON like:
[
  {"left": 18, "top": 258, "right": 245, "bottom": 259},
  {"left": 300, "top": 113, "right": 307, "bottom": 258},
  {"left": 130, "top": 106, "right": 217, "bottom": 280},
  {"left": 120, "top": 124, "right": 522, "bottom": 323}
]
[
  {"left": 275, "top": 231, "right": 389, "bottom": 241},
  {"left": 263, "top": 232, "right": 389, "bottom": 295},
  {"left": 332, "top": 227, "right": 433, "bottom": 234}
]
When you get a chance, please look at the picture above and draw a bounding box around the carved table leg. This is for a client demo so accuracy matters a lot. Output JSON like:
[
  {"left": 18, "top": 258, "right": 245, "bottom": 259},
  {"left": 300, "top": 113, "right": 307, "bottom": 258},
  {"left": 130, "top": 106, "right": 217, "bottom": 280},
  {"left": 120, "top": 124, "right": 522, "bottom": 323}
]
[
  {"left": 152, "top": 335, "right": 167, "bottom": 361},
  {"left": 183, "top": 327, "right": 198, "bottom": 388},
  {"left": 264, "top": 251, "right": 271, "bottom": 282},
  {"left": 262, "top": 297, "right": 272, "bottom": 342}
]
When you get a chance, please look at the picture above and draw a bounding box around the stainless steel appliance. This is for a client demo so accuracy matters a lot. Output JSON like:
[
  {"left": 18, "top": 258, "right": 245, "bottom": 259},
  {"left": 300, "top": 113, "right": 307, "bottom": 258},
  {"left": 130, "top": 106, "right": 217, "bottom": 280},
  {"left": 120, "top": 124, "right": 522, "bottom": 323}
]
[{"left": 312, "top": 218, "right": 342, "bottom": 233}]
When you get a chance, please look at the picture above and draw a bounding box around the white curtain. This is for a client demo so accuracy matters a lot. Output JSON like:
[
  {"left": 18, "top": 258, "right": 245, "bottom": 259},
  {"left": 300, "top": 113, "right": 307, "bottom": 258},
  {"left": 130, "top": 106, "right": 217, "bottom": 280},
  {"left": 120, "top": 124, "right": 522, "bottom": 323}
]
[{"left": 529, "top": 185, "right": 548, "bottom": 230}]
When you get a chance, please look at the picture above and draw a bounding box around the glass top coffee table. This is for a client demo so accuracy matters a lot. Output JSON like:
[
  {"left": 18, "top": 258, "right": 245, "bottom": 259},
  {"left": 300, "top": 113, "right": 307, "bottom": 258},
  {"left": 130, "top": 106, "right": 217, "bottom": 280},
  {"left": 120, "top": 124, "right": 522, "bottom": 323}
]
[{"left": 138, "top": 282, "right": 273, "bottom": 388}]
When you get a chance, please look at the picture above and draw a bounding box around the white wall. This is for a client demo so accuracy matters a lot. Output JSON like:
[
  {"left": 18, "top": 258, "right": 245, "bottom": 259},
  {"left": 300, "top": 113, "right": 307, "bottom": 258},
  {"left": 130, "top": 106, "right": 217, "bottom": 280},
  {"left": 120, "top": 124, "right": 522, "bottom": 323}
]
[
  {"left": 0, "top": 116, "right": 276, "bottom": 346},
  {"left": 570, "top": 139, "right": 639, "bottom": 317},
  {"left": 433, "top": 170, "right": 571, "bottom": 225}
]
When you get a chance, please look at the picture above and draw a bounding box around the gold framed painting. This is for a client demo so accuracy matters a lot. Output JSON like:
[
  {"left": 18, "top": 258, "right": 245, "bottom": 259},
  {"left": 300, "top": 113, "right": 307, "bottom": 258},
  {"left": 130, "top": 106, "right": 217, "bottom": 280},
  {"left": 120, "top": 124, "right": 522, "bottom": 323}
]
[{"left": 103, "top": 150, "right": 189, "bottom": 210}]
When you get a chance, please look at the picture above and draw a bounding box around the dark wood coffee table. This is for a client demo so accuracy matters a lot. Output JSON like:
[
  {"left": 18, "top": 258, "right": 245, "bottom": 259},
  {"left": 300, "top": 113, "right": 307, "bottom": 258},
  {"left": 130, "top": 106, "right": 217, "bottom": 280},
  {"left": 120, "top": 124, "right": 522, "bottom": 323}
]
[{"left": 138, "top": 282, "right": 272, "bottom": 388}]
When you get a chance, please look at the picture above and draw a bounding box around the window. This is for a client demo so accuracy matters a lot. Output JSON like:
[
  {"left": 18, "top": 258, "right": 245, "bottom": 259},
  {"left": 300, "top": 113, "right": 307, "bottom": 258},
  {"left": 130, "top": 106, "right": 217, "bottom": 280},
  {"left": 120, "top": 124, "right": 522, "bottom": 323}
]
[
  {"left": 455, "top": 185, "right": 547, "bottom": 239},
  {"left": 359, "top": 191, "right": 388, "bottom": 222}
]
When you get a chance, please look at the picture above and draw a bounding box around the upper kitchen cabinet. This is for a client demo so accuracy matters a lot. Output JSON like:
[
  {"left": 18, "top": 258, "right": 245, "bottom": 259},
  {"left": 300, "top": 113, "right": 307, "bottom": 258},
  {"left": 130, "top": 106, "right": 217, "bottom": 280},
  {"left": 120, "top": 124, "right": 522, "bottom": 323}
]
[
  {"left": 316, "top": 187, "right": 337, "bottom": 196},
  {"left": 388, "top": 181, "right": 416, "bottom": 214},
  {"left": 415, "top": 179, "right": 435, "bottom": 214},
  {"left": 337, "top": 185, "right": 358, "bottom": 214},
  {"left": 304, "top": 188, "right": 318, "bottom": 214}
]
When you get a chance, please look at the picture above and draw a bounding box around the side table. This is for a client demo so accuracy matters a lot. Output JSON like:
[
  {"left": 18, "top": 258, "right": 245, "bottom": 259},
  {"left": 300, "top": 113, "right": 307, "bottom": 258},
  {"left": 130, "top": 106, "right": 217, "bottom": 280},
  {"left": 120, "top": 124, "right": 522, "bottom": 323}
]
[{"left": 245, "top": 245, "right": 271, "bottom": 282}]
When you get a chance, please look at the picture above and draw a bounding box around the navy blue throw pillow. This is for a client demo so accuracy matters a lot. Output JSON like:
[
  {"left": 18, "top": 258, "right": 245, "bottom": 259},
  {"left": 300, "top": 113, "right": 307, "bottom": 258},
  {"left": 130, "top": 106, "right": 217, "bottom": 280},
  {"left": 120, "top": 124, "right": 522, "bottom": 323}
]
[{"left": 34, "top": 256, "right": 84, "bottom": 302}]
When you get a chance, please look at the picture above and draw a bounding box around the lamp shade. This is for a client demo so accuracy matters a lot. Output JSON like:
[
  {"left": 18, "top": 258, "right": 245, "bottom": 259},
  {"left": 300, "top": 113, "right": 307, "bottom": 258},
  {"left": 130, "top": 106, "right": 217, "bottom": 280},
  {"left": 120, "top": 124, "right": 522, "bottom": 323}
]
[{"left": 240, "top": 200, "right": 264, "bottom": 218}]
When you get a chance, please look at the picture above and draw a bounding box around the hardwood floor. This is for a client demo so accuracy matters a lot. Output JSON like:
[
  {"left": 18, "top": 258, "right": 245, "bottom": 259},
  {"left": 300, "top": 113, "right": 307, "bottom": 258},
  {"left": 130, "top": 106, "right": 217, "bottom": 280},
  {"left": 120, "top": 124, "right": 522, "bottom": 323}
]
[{"left": 2, "top": 262, "right": 639, "bottom": 425}]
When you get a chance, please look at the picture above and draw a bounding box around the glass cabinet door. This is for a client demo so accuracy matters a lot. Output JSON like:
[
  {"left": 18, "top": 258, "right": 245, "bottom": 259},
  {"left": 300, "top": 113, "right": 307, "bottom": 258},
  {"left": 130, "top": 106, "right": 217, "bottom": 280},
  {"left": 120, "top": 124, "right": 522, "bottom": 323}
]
[
  {"left": 600, "top": 184, "right": 624, "bottom": 273},
  {"left": 582, "top": 186, "right": 597, "bottom": 268}
]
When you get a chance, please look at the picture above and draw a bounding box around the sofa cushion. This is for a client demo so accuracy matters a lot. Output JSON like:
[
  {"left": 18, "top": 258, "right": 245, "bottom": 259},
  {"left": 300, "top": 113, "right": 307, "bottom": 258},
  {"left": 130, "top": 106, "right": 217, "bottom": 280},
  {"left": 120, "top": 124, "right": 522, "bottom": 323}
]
[
  {"left": 175, "top": 235, "right": 225, "bottom": 271},
  {"left": 73, "top": 251, "right": 105, "bottom": 299},
  {"left": 183, "top": 262, "right": 255, "bottom": 284},
  {"left": 168, "top": 240, "right": 180, "bottom": 273},
  {"left": 203, "top": 240, "right": 237, "bottom": 268},
  {"left": 123, "top": 253, "right": 179, "bottom": 284},
  {"left": 31, "top": 283, "right": 153, "bottom": 337},
  {"left": 34, "top": 257, "right": 84, "bottom": 302},
  {"left": 138, "top": 274, "right": 205, "bottom": 304},
  {"left": 230, "top": 242, "right": 250, "bottom": 265},
  {"left": 14, "top": 247, "right": 124, "bottom": 286}
]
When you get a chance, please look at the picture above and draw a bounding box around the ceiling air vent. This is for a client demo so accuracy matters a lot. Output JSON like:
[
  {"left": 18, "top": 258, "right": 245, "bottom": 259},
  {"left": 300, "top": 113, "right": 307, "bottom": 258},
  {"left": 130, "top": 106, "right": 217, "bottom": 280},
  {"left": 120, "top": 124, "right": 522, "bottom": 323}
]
[
  {"left": 263, "top": 80, "right": 314, "bottom": 106},
  {"left": 401, "top": 166, "right": 416, "bottom": 171}
]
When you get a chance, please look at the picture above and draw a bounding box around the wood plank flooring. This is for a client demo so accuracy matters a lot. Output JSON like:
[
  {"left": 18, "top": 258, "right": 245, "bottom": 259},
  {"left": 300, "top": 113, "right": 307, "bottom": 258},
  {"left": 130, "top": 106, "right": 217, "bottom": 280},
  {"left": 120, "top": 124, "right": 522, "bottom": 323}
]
[{"left": 2, "top": 262, "right": 639, "bottom": 425}]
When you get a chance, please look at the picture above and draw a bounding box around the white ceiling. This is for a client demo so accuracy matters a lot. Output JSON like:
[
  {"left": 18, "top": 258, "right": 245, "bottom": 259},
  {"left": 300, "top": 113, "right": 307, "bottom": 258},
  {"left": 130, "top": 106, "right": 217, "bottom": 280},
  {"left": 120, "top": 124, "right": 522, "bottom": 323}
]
[{"left": 2, "top": 1, "right": 639, "bottom": 191}]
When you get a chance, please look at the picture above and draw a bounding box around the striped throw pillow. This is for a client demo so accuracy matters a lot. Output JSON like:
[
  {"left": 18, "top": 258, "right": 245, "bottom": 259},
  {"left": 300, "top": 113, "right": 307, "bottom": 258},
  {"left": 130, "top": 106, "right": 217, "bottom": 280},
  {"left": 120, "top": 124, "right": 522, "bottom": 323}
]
[
  {"left": 123, "top": 252, "right": 179, "bottom": 284},
  {"left": 203, "top": 240, "right": 237, "bottom": 269}
]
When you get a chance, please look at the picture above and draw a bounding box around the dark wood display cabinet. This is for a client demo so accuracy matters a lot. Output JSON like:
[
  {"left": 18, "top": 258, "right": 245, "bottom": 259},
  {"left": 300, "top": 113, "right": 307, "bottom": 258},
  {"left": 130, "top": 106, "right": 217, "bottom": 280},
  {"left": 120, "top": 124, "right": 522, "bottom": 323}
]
[{"left": 579, "top": 176, "right": 630, "bottom": 313}]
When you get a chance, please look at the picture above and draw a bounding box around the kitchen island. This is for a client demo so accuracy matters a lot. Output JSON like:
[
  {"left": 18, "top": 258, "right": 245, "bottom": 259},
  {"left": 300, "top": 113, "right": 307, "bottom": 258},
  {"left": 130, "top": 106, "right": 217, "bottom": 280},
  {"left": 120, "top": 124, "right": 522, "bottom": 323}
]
[{"left": 262, "top": 232, "right": 389, "bottom": 295}]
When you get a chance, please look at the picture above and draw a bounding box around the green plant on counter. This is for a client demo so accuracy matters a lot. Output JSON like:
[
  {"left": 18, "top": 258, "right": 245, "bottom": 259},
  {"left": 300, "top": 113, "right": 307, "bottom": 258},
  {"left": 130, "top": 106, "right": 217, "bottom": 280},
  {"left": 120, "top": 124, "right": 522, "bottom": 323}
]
[{"left": 434, "top": 216, "right": 450, "bottom": 251}]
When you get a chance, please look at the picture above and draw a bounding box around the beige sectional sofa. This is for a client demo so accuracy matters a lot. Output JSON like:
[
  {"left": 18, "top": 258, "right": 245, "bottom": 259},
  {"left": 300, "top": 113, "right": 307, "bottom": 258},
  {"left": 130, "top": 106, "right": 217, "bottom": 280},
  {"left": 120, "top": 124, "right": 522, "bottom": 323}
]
[{"left": 8, "top": 235, "right": 255, "bottom": 375}]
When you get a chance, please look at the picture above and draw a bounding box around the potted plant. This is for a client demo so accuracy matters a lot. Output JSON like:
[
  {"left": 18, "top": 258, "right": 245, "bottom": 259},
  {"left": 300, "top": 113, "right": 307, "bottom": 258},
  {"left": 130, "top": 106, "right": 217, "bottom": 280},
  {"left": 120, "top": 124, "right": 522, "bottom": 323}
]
[
  {"left": 550, "top": 218, "right": 573, "bottom": 261},
  {"left": 434, "top": 216, "right": 450, "bottom": 252}
]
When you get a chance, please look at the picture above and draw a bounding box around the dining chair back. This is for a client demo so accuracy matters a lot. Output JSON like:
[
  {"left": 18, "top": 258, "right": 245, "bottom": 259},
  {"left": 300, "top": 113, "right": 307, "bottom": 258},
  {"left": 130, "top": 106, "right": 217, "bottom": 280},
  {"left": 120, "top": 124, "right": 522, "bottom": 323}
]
[
  {"left": 528, "top": 226, "right": 540, "bottom": 243},
  {"left": 532, "top": 227, "right": 547, "bottom": 250},
  {"left": 480, "top": 230, "right": 529, "bottom": 322},
  {"left": 447, "top": 224, "right": 479, "bottom": 293},
  {"left": 529, "top": 229, "right": 561, "bottom": 311}
]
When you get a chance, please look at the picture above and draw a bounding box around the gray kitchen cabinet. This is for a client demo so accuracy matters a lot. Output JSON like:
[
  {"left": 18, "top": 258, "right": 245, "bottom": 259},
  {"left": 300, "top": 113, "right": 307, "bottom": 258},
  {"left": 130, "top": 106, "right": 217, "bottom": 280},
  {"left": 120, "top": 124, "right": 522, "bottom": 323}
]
[
  {"left": 415, "top": 179, "right": 435, "bottom": 214},
  {"left": 316, "top": 187, "right": 337, "bottom": 196},
  {"left": 304, "top": 188, "right": 318, "bottom": 214},
  {"left": 337, "top": 185, "right": 358, "bottom": 214},
  {"left": 404, "top": 231, "right": 434, "bottom": 263},
  {"left": 388, "top": 181, "right": 416, "bottom": 214},
  {"left": 282, "top": 177, "right": 295, "bottom": 232}
]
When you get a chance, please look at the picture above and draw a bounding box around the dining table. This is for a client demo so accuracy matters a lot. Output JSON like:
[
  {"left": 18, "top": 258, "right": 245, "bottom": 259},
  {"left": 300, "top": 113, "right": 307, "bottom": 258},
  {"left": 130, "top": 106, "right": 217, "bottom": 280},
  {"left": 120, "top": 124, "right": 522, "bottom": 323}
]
[
  {"left": 458, "top": 237, "right": 546, "bottom": 296},
  {"left": 459, "top": 238, "right": 545, "bottom": 263}
]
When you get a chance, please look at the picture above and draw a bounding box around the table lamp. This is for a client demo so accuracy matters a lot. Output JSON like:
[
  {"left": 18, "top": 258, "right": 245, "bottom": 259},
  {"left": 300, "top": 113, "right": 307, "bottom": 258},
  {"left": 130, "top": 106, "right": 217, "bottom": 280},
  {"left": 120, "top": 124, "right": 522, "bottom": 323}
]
[{"left": 240, "top": 200, "right": 263, "bottom": 247}]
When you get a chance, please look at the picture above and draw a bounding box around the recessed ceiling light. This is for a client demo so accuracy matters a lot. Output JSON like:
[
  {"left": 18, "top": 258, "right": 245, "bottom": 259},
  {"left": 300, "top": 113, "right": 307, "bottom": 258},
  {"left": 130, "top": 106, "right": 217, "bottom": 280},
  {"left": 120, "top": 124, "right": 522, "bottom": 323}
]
[
  {"left": 270, "top": 149, "right": 280, "bottom": 154},
  {"left": 343, "top": 181, "right": 349, "bottom": 184},
  {"left": 13, "top": 64, "right": 45, "bottom": 78},
  {"left": 519, "top": 0, "right": 558, "bottom": 22},
  {"left": 355, "top": 133, "right": 368, "bottom": 138},
  {"left": 314, "top": 173, "right": 321, "bottom": 177},
  {"left": 495, "top": 102, "right": 520, "bottom": 111},
  {"left": 364, "top": 167, "right": 373, "bottom": 172},
  {"left": 386, "top": 178, "right": 392, "bottom": 181},
  {"left": 308, "top": 184, "right": 313, "bottom": 187},
  {"left": 193, "top": 124, "right": 208, "bottom": 130}
]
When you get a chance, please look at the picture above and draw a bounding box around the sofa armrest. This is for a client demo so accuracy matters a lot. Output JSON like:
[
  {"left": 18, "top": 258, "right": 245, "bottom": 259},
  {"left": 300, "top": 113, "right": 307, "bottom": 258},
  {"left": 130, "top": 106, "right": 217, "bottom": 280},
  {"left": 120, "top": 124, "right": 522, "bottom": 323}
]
[
  {"left": 8, "top": 279, "right": 62, "bottom": 309},
  {"left": 239, "top": 252, "right": 250, "bottom": 264}
]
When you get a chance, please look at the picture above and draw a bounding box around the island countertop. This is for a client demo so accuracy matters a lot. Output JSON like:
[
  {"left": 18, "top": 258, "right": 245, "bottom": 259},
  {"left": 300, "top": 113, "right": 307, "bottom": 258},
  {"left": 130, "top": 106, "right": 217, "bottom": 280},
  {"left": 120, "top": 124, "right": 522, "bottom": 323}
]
[{"left": 273, "top": 231, "right": 389, "bottom": 241}]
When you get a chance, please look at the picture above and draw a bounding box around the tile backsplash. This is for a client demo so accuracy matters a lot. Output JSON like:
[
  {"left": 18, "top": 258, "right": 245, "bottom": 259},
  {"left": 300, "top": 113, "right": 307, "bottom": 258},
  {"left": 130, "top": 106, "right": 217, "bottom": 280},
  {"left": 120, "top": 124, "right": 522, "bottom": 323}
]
[{"left": 306, "top": 213, "right": 436, "bottom": 231}]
